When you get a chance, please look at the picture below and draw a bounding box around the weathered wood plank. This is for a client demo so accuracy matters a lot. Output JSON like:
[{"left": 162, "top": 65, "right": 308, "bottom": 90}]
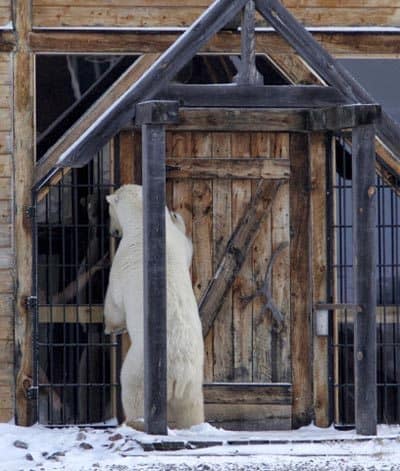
[
  {"left": 0, "top": 154, "right": 12, "bottom": 176},
  {"left": 232, "top": 132, "right": 253, "bottom": 382},
  {"left": 31, "top": 1, "right": 400, "bottom": 28},
  {"left": 190, "top": 131, "right": 214, "bottom": 382},
  {"left": 119, "top": 130, "right": 135, "bottom": 184},
  {"left": 0, "top": 297, "right": 12, "bottom": 341},
  {"left": 158, "top": 84, "right": 348, "bottom": 108},
  {"left": 203, "top": 382, "right": 292, "bottom": 405},
  {"left": 27, "top": 31, "right": 400, "bottom": 59},
  {"left": 172, "top": 108, "right": 309, "bottom": 132},
  {"left": 166, "top": 157, "right": 290, "bottom": 180},
  {"left": 200, "top": 178, "right": 283, "bottom": 338},
  {"left": 34, "top": 54, "right": 160, "bottom": 188},
  {"left": 212, "top": 132, "right": 233, "bottom": 382},
  {"left": 48, "top": 0, "right": 249, "bottom": 169},
  {"left": 352, "top": 124, "right": 377, "bottom": 436},
  {"left": 271, "top": 135, "right": 291, "bottom": 383},
  {"left": 289, "top": 133, "right": 313, "bottom": 429},
  {"left": 0, "top": 131, "right": 12, "bottom": 154},
  {"left": 309, "top": 132, "right": 330, "bottom": 427},
  {"left": 251, "top": 133, "right": 273, "bottom": 382},
  {"left": 205, "top": 403, "right": 291, "bottom": 431},
  {"left": 14, "top": 0, "right": 33, "bottom": 426}
]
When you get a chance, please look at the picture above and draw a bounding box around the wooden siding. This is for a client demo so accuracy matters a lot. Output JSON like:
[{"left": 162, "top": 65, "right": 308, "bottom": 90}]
[
  {"left": 32, "top": 1, "right": 400, "bottom": 28},
  {"left": 0, "top": 0, "right": 11, "bottom": 28},
  {"left": 0, "top": 52, "right": 13, "bottom": 423}
]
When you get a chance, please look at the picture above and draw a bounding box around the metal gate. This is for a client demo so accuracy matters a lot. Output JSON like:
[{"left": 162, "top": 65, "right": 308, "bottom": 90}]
[
  {"left": 331, "top": 135, "right": 400, "bottom": 426},
  {"left": 32, "top": 146, "right": 121, "bottom": 426}
]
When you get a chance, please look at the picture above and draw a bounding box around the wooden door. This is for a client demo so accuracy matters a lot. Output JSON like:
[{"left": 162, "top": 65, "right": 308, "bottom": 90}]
[
  {"left": 166, "top": 131, "right": 291, "bottom": 430},
  {"left": 118, "top": 129, "right": 293, "bottom": 430}
]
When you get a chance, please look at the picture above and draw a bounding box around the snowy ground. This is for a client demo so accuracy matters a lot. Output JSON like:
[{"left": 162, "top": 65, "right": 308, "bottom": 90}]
[{"left": 1, "top": 422, "right": 400, "bottom": 471}]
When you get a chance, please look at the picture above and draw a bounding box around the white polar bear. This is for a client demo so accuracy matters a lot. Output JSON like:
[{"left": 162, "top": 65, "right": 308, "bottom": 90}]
[{"left": 104, "top": 184, "right": 204, "bottom": 429}]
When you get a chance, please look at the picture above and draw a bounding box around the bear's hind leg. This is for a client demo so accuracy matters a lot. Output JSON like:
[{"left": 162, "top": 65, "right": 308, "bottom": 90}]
[
  {"left": 120, "top": 349, "right": 144, "bottom": 431},
  {"left": 170, "top": 382, "right": 204, "bottom": 429}
]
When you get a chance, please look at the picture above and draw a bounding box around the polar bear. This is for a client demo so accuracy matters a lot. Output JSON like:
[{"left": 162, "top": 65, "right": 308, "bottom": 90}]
[{"left": 104, "top": 184, "right": 204, "bottom": 429}]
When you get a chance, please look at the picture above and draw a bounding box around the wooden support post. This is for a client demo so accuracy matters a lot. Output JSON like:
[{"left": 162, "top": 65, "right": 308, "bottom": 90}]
[
  {"left": 352, "top": 125, "right": 377, "bottom": 436},
  {"left": 136, "top": 101, "right": 179, "bottom": 435},
  {"left": 235, "top": 0, "right": 263, "bottom": 85}
]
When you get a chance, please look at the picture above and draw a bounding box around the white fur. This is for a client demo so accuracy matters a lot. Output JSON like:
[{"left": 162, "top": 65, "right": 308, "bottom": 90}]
[{"left": 104, "top": 184, "right": 204, "bottom": 429}]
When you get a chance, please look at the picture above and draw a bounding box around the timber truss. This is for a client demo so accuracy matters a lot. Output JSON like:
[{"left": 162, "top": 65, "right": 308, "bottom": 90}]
[{"left": 31, "top": 0, "right": 397, "bottom": 436}]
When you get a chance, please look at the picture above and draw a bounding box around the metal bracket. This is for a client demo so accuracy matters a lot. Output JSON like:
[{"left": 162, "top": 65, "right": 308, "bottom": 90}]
[
  {"left": 25, "top": 206, "right": 36, "bottom": 219},
  {"left": 27, "top": 386, "right": 38, "bottom": 401},
  {"left": 26, "top": 295, "right": 38, "bottom": 312},
  {"left": 315, "top": 309, "right": 329, "bottom": 336}
]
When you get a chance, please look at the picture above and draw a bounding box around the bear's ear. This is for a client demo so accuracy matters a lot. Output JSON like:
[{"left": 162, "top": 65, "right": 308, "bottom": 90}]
[{"left": 106, "top": 194, "right": 118, "bottom": 205}]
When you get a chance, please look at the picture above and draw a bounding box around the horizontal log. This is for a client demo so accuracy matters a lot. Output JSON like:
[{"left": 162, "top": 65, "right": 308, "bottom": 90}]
[
  {"left": 0, "top": 268, "right": 13, "bottom": 292},
  {"left": 307, "top": 104, "right": 381, "bottom": 131},
  {"left": 205, "top": 404, "right": 291, "bottom": 431},
  {"left": 203, "top": 383, "right": 292, "bottom": 405},
  {"left": 158, "top": 84, "right": 348, "bottom": 108},
  {"left": 167, "top": 105, "right": 380, "bottom": 133},
  {"left": 166, "top": 157, "right": 290, "bottom": 179},
  {"left": 168, "top": 108, "right": 309, "bottom": 132},
  {"left": 26, "top": 31, "right": 400, "bottom": 59}
]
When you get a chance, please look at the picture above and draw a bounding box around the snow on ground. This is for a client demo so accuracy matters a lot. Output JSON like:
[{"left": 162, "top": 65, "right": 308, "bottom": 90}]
[{"left": 1, "top": 421, "right": 400, "bottom": 471}]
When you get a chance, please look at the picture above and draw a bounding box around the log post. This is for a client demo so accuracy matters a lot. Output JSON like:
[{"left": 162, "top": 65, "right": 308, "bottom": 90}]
[
  {"left": 234, "top": 0, "right": 263, "bottom": 85},
  {"left": 352, "top": 124, "right": 377, "bottom": 436},
  {"left": 135, "top": 100, "right": 179, "bottom": 435}
]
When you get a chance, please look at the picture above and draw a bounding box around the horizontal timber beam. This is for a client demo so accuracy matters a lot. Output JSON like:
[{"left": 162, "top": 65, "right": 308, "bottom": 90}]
[
  {"left": 27, "top": 31, "right": 400, "bottom": 58},
  {"left": 166, "top": 105, "right": 380, "bottom": 132},
  {"left": 166, "top": 157, "right": 290, "bottom": 179},
  {"left": 157, "top": 84, "right": 349, "bottom": 108},
  {"left": 203, "top": 383, "right": 292, "bottom": 405}
]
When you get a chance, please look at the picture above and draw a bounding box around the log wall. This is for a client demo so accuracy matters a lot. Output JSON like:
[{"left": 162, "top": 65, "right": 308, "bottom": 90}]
[
  {"left": 0, "top": 51, "right": 14, "bottom": 422},
  {"left": 31, "top": 1, "right": 400, "bottom": 28},
  {"left": 0, "top": 0, "right": 11, "bottom": 27}
]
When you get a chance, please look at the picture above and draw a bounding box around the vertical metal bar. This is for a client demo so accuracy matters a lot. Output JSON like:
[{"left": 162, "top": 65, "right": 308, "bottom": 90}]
[
  {"left": 142, "top": 122, "right": 167, "bottom": 435},
  {"left": 352, "top": 124, "right": 377, "bottom": 435}
]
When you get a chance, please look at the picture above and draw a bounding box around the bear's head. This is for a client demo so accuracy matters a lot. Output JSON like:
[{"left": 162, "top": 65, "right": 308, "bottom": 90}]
[{"left": 106, "top": 184, "right": 143, "bottom": 237}]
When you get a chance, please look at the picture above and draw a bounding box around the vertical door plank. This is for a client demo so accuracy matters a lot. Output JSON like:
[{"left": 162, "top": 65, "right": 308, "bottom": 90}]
[
  {"left": 232, "top": 132, "right": 253, "bottom": 382},
  {"left": 290, "top": 133, "right": 313, "bottom": 428},
  {"left": 119, "top": 130, "right": 135, "bottom": 184},
  {"left": 310, "top": 132, "right": 330, "bottom": 427},
  {"left": 191, "top": 131, "right": 214, "bottom": 382},
  {"left": 170, "top": 132, "right": 193, "bottom": 241},
  {"left": 212, "top": 132, "right": 233, "bottom": 381},
  {"left": 271, "top": 133, "right": 291, "bottom": 383},
  {"left": 251, "top": 132, "right": 272, "bottom": 382}
]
